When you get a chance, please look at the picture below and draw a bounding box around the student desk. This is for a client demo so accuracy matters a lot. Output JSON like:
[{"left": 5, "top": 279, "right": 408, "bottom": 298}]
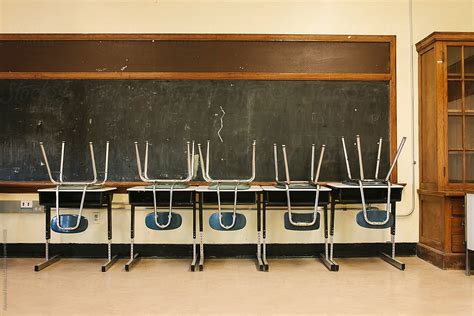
[
  {"left": 195, "top": 185, "right": 263, "bottom": 271},
  {"left": 326, "top": 182, "right": 405, "bottom": 270},
  {"left": 126, "top": 186, "right": 197, "bottom": 271},
  {"left": 261, "top": 185, "right": 336, "bottom": 271},
  {"left": 35, "top": 186, "right": 117, "bottom": 272}
]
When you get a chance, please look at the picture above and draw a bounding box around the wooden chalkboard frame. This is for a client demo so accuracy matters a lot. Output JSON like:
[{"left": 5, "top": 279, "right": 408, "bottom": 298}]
[{"left": 0, "top": 34, "right": 396, "bottom": 192}]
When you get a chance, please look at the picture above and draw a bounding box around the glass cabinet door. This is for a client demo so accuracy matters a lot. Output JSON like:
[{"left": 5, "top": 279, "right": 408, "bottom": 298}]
[{"left": 447, "top": 45, "right": 474, "bottom": 185}]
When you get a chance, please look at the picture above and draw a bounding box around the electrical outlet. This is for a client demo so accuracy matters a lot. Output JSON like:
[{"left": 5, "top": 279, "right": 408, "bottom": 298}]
[
  {"left": 20, "top": 200, "right": 33, "bottom": 208},
  {"left": 93, "top": 212, "right": 100, "bottom": 224}
]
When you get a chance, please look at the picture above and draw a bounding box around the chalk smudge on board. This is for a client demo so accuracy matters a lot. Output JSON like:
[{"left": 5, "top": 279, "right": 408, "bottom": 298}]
[{"left": 217, "top": 106, "right": 225, "bottom": 143}]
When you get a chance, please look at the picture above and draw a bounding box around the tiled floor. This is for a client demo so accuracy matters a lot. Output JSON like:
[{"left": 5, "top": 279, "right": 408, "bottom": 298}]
[{"left": 2, "top": 257, "right": 474, "bottom": 315}]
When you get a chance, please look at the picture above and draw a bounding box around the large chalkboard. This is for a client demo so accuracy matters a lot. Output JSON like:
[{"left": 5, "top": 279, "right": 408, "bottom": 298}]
[{"left": 0, "top": 80, "right": 390, "bottom": 182}]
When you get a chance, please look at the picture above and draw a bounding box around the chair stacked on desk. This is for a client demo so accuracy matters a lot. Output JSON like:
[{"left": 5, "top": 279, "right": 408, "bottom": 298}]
[
  {"left": 125, "top": 140, "right": 197, "bottom": 271},
  {"left": 35, "top": 140, "right": 117, "bottom": 272},
  {"left": 33, "top": 135, "right": 409, "bottom": 273},
  {"left": 196, "top": 140, "right": 262, "bottom": 270},
  {"left": 261, "top": 143, "right": 336, "bottom": 271}
]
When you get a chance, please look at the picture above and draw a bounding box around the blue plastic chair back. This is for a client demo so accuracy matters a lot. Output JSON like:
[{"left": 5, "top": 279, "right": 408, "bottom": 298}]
[
  {"left": 145, "top": 212, "right": 182, "bottom": 230},
  {"left": 209, "top": 212, "right": 246, "bottom": 231},
  {"left": 51, "top": 215, "right": 88, "bottom": 234},
  {"left": 284, "top": 212, "right": 320, "bottom": 231},
  {"left": 356, "top": 210, "right": 394, "bottom": 229}
]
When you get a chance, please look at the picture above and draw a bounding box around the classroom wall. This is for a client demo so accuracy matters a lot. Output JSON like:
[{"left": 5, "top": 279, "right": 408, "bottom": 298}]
[{"left": 0, "top": 0, "right": 473, "bottom": 245}]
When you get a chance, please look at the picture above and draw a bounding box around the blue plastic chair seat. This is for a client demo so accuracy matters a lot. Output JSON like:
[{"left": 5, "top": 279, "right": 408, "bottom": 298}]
[
  {"left": 356, "top": 210, "right": 394, "bottom": 229},
  {"left": 209, "top": 212, "right": 246, "bottom": 231},
  {"left": 284, "top": 212, "right": 320, "bottom": 231},
  {"left": 145, "top": 212, "right": 182, "bottom": 230},
  {"left": 51, "top": 215, "right": 88, "bottom": 234}
]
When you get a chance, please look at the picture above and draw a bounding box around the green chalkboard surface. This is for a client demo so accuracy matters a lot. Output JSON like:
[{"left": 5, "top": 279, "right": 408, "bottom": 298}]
[{"left": 0, "top": 80, "right": 390, "bottom": 182}]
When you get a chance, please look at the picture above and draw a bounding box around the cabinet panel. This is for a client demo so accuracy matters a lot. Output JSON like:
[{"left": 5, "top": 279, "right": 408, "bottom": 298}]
[
  {"left": 448, "top": 81, "right": 462, "bottom": 111},
  {"left": 448, "top": 151, "right": 463, "bottom": 183},
  {"left": 420, "top": 47, "right": 438, "bottom": 189},
  {"left": 464, "top": 46, "right": 474, "bottom": 78},
  {"left": 419, "top": 194, "right": 444, "bottom": 250},
  {"left": 446, "top": 45, "right": 474, "bottom": 187},
  {"left": 447, "top": 46, "right": 462, "bottom": 79},
  {"left": 465, "top": 81, "right": 474, "bottom": 111},
  {"left": 465, "top": 116, "right": 474, "bottom": 149},
  {"left": 452, "top": 235, "right": 465, "bottom": 253},
  {"left": 467, "top": 152, "right": 474, "bottom": 182},
  {"left": 448, "top": 116, "right": 463, "bottom": 149},
  {"left": 450, "top": 198, "right": 465, "bottom": 215},
  {"left": 451, "top": 217, "right": 464, "bottom": 234}
]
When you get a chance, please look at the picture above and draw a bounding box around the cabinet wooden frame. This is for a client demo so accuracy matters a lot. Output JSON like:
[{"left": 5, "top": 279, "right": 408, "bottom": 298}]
[{"left": 417, "top": 32, "right": 474, "bottom": 269}]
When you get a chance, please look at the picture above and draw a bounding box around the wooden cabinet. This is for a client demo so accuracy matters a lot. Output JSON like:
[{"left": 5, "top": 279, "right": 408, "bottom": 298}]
[{"left": 417, "top": 32, "right": 474, "bottom": 269}]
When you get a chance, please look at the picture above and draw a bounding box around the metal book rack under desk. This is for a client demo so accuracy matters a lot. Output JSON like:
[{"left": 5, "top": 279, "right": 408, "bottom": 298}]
[
  {"left": 261, "top": 185, "right": 336, "bottom": 271},
  {"left": 326, "top": 182, "right": 405, "bottom": 270},
  {"left": 126, "top": 186, "right": 198, "bottom": 271},
  {"left": 195, "top": 185, "right": 263, "bottom": 271},
  {"left": 35, "top": 187, "right": 117, "bottom": 272}
]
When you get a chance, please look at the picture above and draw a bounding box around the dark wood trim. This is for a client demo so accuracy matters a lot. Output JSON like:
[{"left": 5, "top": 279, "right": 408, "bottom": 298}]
[
  {"left": 0, "top": 180, "right": 279, "bottom": 193},
  {"left": 0, "top": 33, "right": 396, "bottom": 42},
  {"left": 416, "top": 31, "right": 474, "bottom": 52},
  {"left": 417, "top": 189, "right": 465, "bottom": 197},
  {"left": 389, "top": 36, "right": 398, "bottom": 182},
  {"left": 0, "top": 36, "right": 391, "bottom": 75},
  {"left": 0, "top": 72, "right": 392, "bottom": 81},
  {"left": 417, "top": 242, "right": 465, "bottom": 270}
]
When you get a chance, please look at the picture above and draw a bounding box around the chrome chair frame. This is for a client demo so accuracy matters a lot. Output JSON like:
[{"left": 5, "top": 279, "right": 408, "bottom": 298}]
[{"left": 197, "top": 140, "right": 256, "bottom": 230}]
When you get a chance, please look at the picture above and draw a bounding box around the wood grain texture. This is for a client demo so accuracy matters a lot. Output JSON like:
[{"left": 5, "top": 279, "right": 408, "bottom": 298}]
[
  {"left": 0, "top": 72, "right": 392, "bottom": 81},
  {"left": 0, "top": 39, "right": 390, "bottom": 74},
  {"left": 417, "top": 33, "right": 474, "bottom": 269},
  {"left": 0, "top": 33, "right": 396, "bottom": 42},
  {"left": 416, "top": 32, "right": 474, "bottom": 52}
]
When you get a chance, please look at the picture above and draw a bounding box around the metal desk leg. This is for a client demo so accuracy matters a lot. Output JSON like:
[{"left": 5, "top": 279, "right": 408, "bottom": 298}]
[
  {"left": 319, "top": 204, "right": 334, "bottom": 271},
  {"left": 330, "top": 200, "right": 336, "bottom": 262},
  {"left": 191, "top": 192, "right": 198, "bottom": 272},
  {"left": 102, "top": 196, "right": 118, "bottom": 272},
  {"left": 324, "top": 203, "right": 329, "bottom": 258},
  {"left": 320, "top": 204, "right": 338, "bottom": 271},
  {"left": 125, "top": 205, "right": 139, "bottom": 271},
  {"left": 262, "top": 195, "right": 269, "bottom": 271},
  {"left": 198, "top": 192, "right": 204, "bottom": 271},
  {"left": 256, "top": 192, "right": 264, "bottom": 271},
  {"left": 466, "top": 247, "right": 471, "bottom": 276},
  {"left": 380, "top": 202, "right": 405, "bottom": 270},
  {"left": 329, "top": 200, "right": 339, "bottom": 270},
  {"left": 35, "top": 206, "right": 60, "bottom": 271}
]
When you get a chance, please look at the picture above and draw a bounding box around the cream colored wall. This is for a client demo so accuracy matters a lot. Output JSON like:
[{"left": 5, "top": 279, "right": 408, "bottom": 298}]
[{"left": 0, "top": 0, "right": 473, "bottom": 245}]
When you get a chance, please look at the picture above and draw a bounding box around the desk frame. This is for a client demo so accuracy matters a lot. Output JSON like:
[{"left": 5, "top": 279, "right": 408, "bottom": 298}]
[
  {"left": 34, "top": 187, "right": 118, "bottom": 272},
  {"left": 261, "top": 186, "right": 337, "bottom": 272},
  {"left": 196, "top": 186, "right": 263, "bottom": 271},
  {"left": 125, "top": 186, "right": 198, "bottom": 271},
  {"left": 328, "top": 183, "right": 405, "bottom": 270}
]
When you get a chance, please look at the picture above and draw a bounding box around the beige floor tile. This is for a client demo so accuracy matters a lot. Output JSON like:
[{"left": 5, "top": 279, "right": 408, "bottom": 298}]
[{"left": 1, "top": 257, "right": 473, "bottom": 315}]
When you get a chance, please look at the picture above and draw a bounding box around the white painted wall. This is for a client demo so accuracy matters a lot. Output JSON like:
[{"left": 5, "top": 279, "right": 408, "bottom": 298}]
[{"left": 0, "top": 0, "right": 473, "bottom": 245}]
